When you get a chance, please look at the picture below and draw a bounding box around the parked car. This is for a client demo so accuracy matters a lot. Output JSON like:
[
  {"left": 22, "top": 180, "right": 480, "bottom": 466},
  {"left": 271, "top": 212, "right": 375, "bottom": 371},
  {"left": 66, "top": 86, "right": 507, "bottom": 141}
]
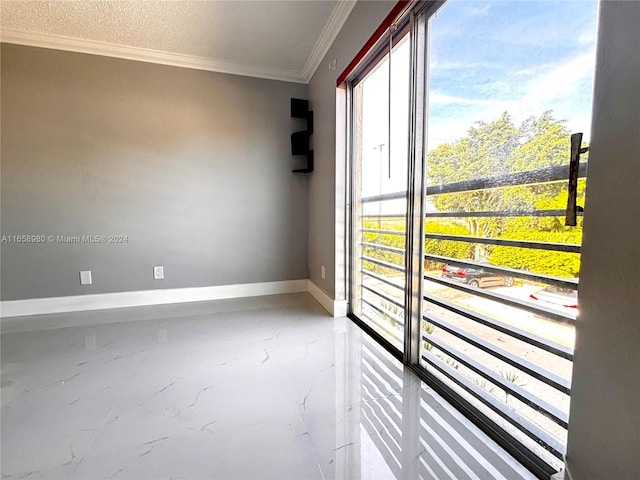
[
  {"left": 441, "top": 264, "right": 514, "bottom": 288},
  {"left": 529, "top": 285, "right": 578, "bottom": 313}
]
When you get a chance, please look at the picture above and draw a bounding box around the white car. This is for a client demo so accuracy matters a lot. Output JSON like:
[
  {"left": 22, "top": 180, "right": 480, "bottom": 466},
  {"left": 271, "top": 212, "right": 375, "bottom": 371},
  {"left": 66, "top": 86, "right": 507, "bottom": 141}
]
[{"left": 529, "top": 286, "right": 578, "bottom": 315}]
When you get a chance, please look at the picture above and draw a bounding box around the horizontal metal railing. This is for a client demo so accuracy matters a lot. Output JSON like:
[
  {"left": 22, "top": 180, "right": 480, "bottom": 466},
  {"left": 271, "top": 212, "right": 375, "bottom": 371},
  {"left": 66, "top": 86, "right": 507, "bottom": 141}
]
[
  {"left": 361, "top": 302, "right": 405, "bottom": 345},
  {"left": 423, "top": 273, "right": 576, "bottom": 323},
  {"left": 362, "top": 269, "right": 404, "bottom": 291},
  {"left": 361, "top": 241, "right": 405, "bottom": 255},
  {"left": 425, "top": 209, "right": 584, "bottom": 219},
  {"left": 414, "top": 164, "right": 584, "bottom": 469},
  {"left": 362, "top": 213, "right": 406, "bottom": 218},
  {"left": 426, "top": 163, "right": 587, "bottom": 196},
  {"left": 422, "top": 350, "right": 566, "bottom": 459},
  {"left": 424, "top": 294, "right": 573, "bottom": 360},
  {"left": 423, "top": 312, "right": 570, "bottom": 394},
  {"left": 424, "top": 233, "right": 581, "bottom": 253},
  {"left": 362, "top": 255, "right": 405, "bottom": 273},
  {"left": 424, "top": 254, "right": 578, "bottom": 290},
  {"left": 362, "top": 228, "right": 406, "bottom": 236},
  {"left": 361, "top": 191, "right": 407, "bottom": 203},
  {"left": 362, "top": 298, "right": 404, "bottom": 326},
  {"left": 355, "top": 162, "right": 583, "bottom": 469},
  {"left": 362, "top": 284, "right": 405, "bottom": 309},
  {"left": 360, "top": 163, "right": 587, "bottom": 204},
  {"left": 362, "top": 209, "right": 584, "bottom": 219},
  {"left": 422, "top": 332, "right": 569, "bottom": 429}
]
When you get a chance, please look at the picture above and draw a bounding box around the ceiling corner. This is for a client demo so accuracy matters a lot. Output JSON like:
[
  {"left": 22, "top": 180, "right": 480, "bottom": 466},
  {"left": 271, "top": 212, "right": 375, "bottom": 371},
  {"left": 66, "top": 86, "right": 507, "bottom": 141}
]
[{"left": 302, "top": 0, "right": 357, "bottom": 83}]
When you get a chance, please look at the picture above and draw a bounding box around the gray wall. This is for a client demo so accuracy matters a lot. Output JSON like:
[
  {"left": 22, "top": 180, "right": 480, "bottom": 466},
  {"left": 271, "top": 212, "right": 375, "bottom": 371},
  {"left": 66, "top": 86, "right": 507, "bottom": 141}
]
[
  {"left": 308, "top": 0, "right": 396, "bottom": 299},
  {"left": 1, "top": 44, "right": 308, "bottom": 301},
  {"left": 565, "top": 2, "right": 640, "bottom": 478}
]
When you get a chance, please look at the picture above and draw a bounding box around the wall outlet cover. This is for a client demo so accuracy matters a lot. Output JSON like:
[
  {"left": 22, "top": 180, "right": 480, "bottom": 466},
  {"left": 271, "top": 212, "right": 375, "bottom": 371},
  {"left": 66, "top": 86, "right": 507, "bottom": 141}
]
[
  {"left": 154, "top": 266, "right": 164, "bottom": 280},
  {"left": 80, "top": 270, "right": 92, "bottom": 285}
]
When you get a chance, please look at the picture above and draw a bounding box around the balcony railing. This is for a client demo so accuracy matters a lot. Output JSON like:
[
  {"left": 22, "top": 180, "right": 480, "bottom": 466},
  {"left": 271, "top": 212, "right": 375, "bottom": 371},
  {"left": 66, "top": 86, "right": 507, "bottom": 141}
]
[{"left": 355, "top": 162, "right": 586, "bottom": 471}]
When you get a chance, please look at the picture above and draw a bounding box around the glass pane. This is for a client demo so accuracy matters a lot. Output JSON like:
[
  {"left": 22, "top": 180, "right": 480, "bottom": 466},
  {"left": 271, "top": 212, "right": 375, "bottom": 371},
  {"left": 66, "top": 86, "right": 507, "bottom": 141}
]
[
  {"left": 420, "top": 0, "right": 598, "bottom": 470},
  {"left": 352, "top": 35, "right": 411, "bottom": 351}
]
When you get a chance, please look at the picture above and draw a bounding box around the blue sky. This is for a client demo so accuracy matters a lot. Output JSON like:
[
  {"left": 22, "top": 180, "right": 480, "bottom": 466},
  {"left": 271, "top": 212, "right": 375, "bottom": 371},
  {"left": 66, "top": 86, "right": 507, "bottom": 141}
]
[{"left": 427, "top": 0, "right": 599, "bottom": 147}]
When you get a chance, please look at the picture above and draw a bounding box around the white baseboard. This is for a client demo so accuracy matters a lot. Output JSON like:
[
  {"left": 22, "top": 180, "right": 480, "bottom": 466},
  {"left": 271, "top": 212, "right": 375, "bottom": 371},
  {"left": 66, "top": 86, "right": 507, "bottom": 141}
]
[
  {"left": 0, "top": 279, "right": 309, "bottom": 318},
  {"left": 308, "top": 281, "right": 348, "bottom": 317},
  {"left": 563, "top": 455, "right": 575, "bottom": 480}
]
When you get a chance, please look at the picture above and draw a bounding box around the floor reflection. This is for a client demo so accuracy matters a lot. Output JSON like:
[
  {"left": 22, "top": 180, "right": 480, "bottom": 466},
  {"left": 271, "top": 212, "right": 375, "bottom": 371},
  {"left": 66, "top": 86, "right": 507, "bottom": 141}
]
[{"left": 335, "top": 330, "right": 535, "bottom": 480}]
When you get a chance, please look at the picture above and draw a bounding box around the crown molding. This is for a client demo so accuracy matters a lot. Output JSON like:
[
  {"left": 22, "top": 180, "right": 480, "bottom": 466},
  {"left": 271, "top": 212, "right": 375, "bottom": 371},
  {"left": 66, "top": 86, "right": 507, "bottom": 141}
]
[
  {"left": 302, "top": 0, "right": 357, "bottom": 82},
  {"left": 0, "top": 28, "right": 307, "bottom": 84}
]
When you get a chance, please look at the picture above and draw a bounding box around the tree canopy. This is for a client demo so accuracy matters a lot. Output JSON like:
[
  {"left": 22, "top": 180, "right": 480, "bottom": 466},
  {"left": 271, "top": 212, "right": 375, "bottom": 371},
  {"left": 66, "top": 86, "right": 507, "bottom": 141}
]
[
  {"left": 362, "top": 111, "right": 586, "bottom": 280},
  {"left": 426, "top": 111, "right": 585, "bottom": 278}
]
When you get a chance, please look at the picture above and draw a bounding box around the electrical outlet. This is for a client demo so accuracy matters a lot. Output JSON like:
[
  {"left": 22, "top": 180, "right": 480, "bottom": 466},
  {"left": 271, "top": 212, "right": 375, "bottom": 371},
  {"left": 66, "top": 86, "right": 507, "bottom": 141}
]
[
  {"left": 79, "top": 270, "right": 92, "bottom": 285},
  {"left": 153, "top": 266, "right": 164, "bottom": 280},
  {"left": 321, "top": 265, "right": 326, "bottom": 280}
]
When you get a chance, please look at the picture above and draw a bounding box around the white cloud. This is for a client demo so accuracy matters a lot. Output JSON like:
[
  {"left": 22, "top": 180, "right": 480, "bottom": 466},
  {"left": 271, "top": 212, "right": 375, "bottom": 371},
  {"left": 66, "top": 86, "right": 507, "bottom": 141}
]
[
  {"left": 467, "top": 3, "right": 491, "bottom": 18},
  {"left": 426, "top": 52, "right": 596, "bottom": 150},
  {"left": 429, "top": 92, "right": 507, "bottom": 107},
  {"left": 430, "top": 60, "right": 497, "bottom": 71},
  {"left": 518, "top": 52, "right": 594, "bottom": 110}
]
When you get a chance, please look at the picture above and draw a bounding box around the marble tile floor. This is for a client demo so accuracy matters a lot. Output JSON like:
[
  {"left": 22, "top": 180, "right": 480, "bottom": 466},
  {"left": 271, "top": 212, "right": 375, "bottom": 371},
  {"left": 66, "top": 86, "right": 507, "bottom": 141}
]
[{"left": 1, "top": 293, "right": 535, "bottom": 479}]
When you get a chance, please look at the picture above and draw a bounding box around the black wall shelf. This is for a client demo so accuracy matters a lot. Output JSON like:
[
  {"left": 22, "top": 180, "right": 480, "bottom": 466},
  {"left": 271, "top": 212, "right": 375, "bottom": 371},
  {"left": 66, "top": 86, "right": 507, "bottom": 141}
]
[{"left": 290, "top": 98, "right": 313, "bottom": 173}]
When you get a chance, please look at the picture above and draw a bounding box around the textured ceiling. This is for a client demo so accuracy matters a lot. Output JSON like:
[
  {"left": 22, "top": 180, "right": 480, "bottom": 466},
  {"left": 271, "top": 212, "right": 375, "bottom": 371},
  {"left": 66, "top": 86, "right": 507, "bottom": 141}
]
[{"left": 0, "top": 0, "right": 355, "bottom": 82}]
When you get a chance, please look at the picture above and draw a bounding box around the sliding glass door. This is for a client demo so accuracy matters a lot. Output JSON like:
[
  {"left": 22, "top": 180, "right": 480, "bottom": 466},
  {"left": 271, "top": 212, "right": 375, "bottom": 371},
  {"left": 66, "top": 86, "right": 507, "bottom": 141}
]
[
  {"left": 348, "top": 0, "right": 598, "bottom": 476},
  {"left": 351, "top": 31, "right": 411, "bottom": 352}
]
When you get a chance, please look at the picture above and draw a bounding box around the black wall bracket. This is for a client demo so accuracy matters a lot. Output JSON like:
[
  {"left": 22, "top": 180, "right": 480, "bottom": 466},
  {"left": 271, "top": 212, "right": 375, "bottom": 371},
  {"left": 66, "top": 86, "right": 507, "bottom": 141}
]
[
  {"left": 565, "top": 132, "right": 588, "bottom": 226},
  {"left": 290, "top": 98, "right": 313, "bottom": 173}
]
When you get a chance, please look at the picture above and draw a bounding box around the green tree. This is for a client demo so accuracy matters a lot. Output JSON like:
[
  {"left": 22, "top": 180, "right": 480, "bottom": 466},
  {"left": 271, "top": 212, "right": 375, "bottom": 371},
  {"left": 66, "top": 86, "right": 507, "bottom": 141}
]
[
  {"left": 426, "top": 111, "right": 585, "bottom": 278},
  {"left": 428, "top": 113, "right": 523, "bottom": 259}
]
